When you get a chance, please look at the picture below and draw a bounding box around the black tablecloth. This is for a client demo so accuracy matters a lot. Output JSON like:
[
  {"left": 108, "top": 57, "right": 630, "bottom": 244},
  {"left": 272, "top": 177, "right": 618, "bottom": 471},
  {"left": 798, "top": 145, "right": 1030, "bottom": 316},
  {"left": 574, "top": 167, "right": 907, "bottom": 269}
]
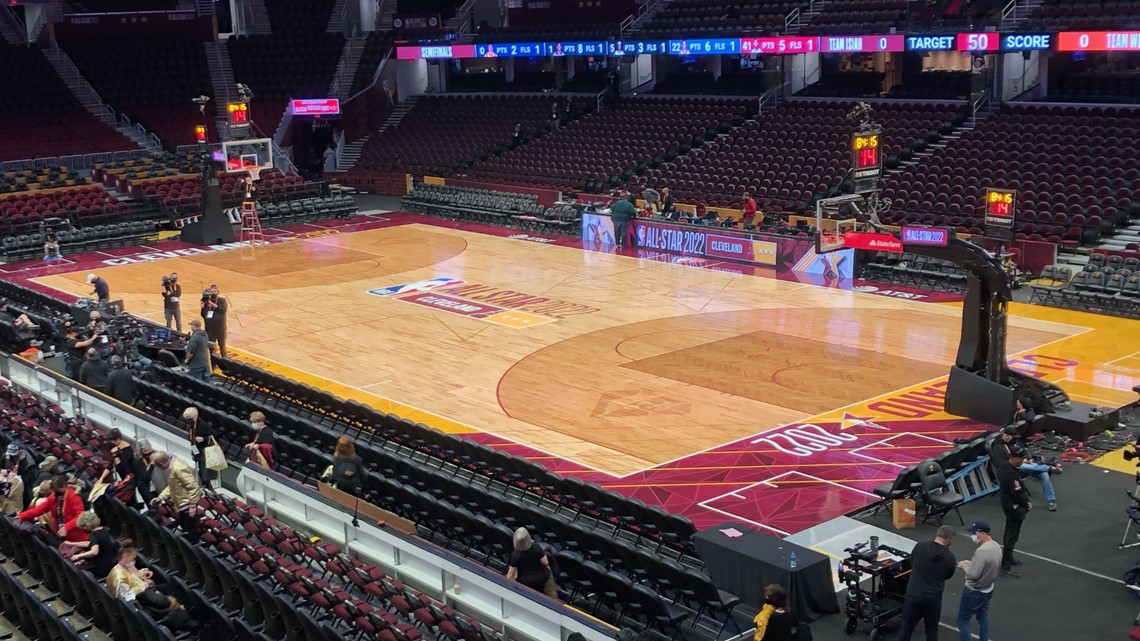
[{"left": 693, "top": 521, "right": 840, "bottom": 622}]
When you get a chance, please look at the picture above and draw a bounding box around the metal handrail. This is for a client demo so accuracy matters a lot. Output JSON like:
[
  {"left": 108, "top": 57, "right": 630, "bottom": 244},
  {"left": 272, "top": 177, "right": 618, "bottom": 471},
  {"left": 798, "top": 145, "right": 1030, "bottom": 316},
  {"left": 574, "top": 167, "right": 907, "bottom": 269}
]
[
  {"left": 0, "top": 4, "right": 27, "bottom": 43},
  {"left": 1, "top": 149, "right": 150, "bottom": 173},
  {"left": 347, "top": 45, "right": 393, "bottom": 103},
  {"left": 785, "top": 8, "right": 800, "bottom": 32}
]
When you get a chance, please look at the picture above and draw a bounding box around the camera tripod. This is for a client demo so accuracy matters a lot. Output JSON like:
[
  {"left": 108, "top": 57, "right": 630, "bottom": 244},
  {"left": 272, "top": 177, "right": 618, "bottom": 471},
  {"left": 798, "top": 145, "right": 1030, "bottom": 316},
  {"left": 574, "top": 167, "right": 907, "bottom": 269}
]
[{"left": 1120, "top": 476, "right": 1140, "bottom": 549}]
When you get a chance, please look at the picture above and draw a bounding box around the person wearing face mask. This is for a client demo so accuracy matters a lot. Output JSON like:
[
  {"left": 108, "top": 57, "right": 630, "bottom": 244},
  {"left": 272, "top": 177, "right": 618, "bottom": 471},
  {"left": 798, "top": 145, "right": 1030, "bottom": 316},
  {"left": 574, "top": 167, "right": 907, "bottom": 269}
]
[
  {"left": 244, "top": 411, "right": 275, "bottom": 470},
  {"left": 107, "top": 540, "right": 198, "bottom": 632},
  {"left": 956, "top": 521, "right": 1002, "bottom": 641},
  {"left": 17, "top": 474, "right": 87, "bottom": 543},
  {"left": 149, "top": 451, "right": 203, "bottom": 544}
]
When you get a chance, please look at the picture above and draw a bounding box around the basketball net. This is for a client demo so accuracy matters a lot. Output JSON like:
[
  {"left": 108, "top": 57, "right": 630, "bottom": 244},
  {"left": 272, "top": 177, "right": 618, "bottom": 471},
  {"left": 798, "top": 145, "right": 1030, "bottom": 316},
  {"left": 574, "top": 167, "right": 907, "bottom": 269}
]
[{"left": 248, "top": 166, "right": 262, "bottom": 182}]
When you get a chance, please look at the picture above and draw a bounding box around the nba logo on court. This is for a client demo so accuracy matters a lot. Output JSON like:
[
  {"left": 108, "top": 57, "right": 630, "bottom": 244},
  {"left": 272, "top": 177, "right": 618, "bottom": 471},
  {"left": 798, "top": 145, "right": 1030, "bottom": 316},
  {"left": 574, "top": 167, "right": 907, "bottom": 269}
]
[{"left": 368, "top": 277, "right": 465, "bottom": 297}]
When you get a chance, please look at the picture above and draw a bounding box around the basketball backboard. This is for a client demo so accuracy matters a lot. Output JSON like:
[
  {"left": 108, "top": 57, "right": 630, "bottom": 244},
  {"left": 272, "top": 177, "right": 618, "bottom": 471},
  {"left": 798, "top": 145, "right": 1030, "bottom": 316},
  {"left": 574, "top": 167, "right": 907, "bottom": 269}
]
[
  {"left": 220, "top": 138, "right": 272, "bottom": 178},
  {"left": 815, "top": 194, "right": 861, "bottom": 253}
]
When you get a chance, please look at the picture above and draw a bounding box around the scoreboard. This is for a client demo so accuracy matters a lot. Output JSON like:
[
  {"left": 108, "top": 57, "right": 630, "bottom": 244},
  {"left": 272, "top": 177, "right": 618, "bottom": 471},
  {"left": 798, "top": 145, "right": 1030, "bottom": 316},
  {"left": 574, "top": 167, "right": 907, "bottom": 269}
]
[
  {"left": 851, "top": 132, "right": 882, "bottom": 180},
  {"left": 984, "top": 188, "right": 1017, "bottom": 240}
]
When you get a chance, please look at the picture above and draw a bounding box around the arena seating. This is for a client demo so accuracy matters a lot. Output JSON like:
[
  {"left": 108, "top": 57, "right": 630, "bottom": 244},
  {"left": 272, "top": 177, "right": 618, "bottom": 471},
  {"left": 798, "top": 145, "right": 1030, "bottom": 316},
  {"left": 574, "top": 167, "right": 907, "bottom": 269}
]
[
  {"left": 648, "top": 101, "right": 963, "bottom": 210},
  {"left": 473, "top": 24, "right": 619, "bottom": 42},
  {"left": 460, "top": 97, "right": 751, "bottom": 193},
  {"left": 805, "top": 0, "right": 910, "bottom": 33},
  {"left": 61, "top": 38, "right": 217, "bottom": 147},
  {"left": 3, "top": 221, "right": 155, "bottom": 263},
  {"left": 1050, "top": 73, "right": 1140, "bottom": 104},
  {"left": 138, "top": 168, "right": 322, "bottom": 216},
  {"left": 265, "top": 0, "right": 338, "bottom": 33},
  {"left": 1023, "top": 0, "right": 1140, "bottom": 29},
  {"left": 447, "top": 70, "right": 509, "bottom": 92},
  {"left": 65, "top": 0, "right": 177, "bottom": 11},
  {"left": 1030, "top": 256, "right": 1140, "bottom": 317},
  {"left": 0, "top": 166, "right": 90, "bottom": 194},
  {"left": 559, "top": 69, "right": 609, "bottom": 93},
  {"left": 351, "top": 95, "right": 576, "bottom": 185},
  {"left": 862, "top": 251, "right": 970, "bottom": 293},
  {"left": 228, "top": 32, "right": 346, "bottom": 127},
  {"left": 1, "top": 185, "right": 127, "bottom": 232},
  {"left": 797, "top": 72, "right": 886, "bottom": 98},
  {"left": 0, "top": 44, "right": 138, "bottom": 162},
  {"left": 349, "top": 31, "right": 395, "bottom": 97},
  {"left": 130, "top": 359, "right": 738, "bottom": 636},
  {"left": 637, "top": 0, "right": 800, "bottom": 37},
  {"left": 403, "top": 184, "right": 582, "bottom": 235},
  {"left": 881, "top": 104, "right": 1140, "bottom": 246},
  {"left": 885, "top": 70, "right": 972, "bottom": 100},
  {"left": 92, "top": 152, "right": 205, "bottom": 191}
]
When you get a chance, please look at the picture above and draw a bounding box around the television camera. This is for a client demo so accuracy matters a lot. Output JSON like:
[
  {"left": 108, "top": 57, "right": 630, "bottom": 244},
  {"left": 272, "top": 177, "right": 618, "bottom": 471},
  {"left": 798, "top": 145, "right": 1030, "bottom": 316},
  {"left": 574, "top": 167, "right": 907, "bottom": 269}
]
[{"left": 838, "top": 539, "right": 911, "bottom": 640}]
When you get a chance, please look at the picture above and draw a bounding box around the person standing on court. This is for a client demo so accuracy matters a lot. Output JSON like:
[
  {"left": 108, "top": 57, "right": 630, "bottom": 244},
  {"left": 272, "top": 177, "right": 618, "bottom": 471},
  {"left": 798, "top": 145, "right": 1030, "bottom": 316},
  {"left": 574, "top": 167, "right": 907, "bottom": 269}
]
[
  {"left": 162, "top": 273, "right": 182, "bottom": 332},
  {"left": 895, "top": 525, "right": 957, "bottom": 641},
  {"left": 184, "top": 319, "right": 211, "bottom": 382},
  {"left": 610, "top": 192, "right": 637, "bottom": 249},
  {"left": 957, "top": 521, "right": 1001, "bottom": 641},
  {"left": 87, "top": 274, "right": 110, "bottom": 311},
  {"left": 201, "top": 285, "right": 228, "bottom": 358},
  {"left": 997, "top": 445, "right": 1031, "bottom": 577}
]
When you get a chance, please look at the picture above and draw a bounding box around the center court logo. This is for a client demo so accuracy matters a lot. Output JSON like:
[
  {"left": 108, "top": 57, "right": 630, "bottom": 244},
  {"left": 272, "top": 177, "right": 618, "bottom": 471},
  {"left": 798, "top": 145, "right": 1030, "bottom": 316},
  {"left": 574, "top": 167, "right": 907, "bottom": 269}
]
[
  {"left": 367, "top": 277, "right": 599, "bottom": 328},
  {"left": 367, "top": 277, "right": 465, "bottom": 297}
]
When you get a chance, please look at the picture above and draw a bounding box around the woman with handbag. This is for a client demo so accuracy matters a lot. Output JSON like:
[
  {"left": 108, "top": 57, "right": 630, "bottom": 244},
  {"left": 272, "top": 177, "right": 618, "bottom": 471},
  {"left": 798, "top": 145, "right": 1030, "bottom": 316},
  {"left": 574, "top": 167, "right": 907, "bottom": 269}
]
[
  {"left": 244, "top": 411, "right": 276, "bottom": 470},
  {"left": 506, "top": 527, "right": 557, "bottom": 598},
  {"left": 183, "top": 407, "right": 217, "bottom": 489},
  {"left": 100, "top": 429, "right": 139, "bottom": 506},
  {"left": 329, "top": 436, "right": 364, "bottom": 497},
  {"left": 67, "top": 512, "right": 118, "bottom": 579}
]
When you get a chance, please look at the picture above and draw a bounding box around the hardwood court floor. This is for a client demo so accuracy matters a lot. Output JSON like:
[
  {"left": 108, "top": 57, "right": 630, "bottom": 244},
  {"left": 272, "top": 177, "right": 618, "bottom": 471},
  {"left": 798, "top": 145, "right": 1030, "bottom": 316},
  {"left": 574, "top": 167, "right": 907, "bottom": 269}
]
[{"left": 33, "top": 222, "right": 1134, "bottom": 476}]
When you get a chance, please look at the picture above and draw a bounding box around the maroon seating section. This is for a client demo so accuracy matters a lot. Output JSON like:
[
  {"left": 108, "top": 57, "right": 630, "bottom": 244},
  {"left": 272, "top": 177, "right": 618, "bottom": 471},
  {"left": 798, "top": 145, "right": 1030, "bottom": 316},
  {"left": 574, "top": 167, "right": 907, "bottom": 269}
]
[
  {"left": 639, "top": 0, "right": 799, "bottom": 37},
  {"left": 1024, "top": 0, "right": 1140, "bottom": 30},
  {"left": 354, "top": 95, "right": 563, "bottom": 178},
  {"left": 227, "top": 32, "right": 346, "bottom": 131},
  {"left": 646, "top": 101, "right": 959, "bottom": 210},
  {"left": 61, "top": 38, "right": 216, "bottom": 147},
  {"left": 129, "top": 168, "right": 318, "bottom": 214},
  {"left": 0, "top": 43, "right": 137, "bottom": 162},
  {"left": 460, "top": 97, "right": 750, "bottom": 193},
  {"left": 882, "top": 105, "right": 1140, "bottom": 247},
  {"left": 1, "top": 186, "right": 124, "bottom": 232}
]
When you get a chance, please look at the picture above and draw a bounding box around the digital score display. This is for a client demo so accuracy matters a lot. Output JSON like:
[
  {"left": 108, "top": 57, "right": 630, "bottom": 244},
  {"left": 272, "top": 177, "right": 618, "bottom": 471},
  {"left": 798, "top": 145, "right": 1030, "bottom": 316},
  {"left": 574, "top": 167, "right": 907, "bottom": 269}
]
[
  {"left": 1057, "top": 31, "right": 1140, "bottom": 51},
  {"left": 291, "top": 98, "right": 341, "bottom": 116},
  {"left": 396, "top": 44, "right": 476, "bottom": 59},
  {"left": 740, "top": 36, "right": 818, "bottom": 55},
  {"left": 851, "top": 132, "right": 882, "bottom": 180},
  {"left": 1000, "top": 33, "right": 1052, "bottom": 51},
  {"left": 474, "top": 42, "right": 548, "bottom": 57},
  {"left": 668, "top": 39, "right": 741, "bottom": 55},
  {"left": 901, "top": 226, "right": 953, "bottom": 247},
  {"left": 550, "top": 41, "right": 607, "bottom": 56},
  {"left": 984, "top": 188, "right": 1017, "bottom": 240},
  {"left": 906, "top": 35, "right": 956, "bottom": 51},
  {"left": 608, "top": 41, "right": 670, "bottom": 55},
  {"left": 820, "top": 35, "right": 905, "bottom": 53},
  {"left": 227, "top": 102, "right": 249, "bottom": 125},
  {"left": 194, "top": 125, "right": 207, "bottom": 144},
  {"left": 956, "top": 32, "right": 1000, "bottom": 52}
]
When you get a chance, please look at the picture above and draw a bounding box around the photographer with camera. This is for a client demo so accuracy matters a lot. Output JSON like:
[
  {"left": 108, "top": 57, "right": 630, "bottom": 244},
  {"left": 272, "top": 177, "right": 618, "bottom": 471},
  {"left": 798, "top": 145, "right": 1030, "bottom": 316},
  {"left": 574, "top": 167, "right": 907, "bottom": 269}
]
[
  {"left": 200, "top": 285, "right": 228, "bottom": 358},
  {"left": 161, "top": 273, "right": 182, "bottom": 332}
]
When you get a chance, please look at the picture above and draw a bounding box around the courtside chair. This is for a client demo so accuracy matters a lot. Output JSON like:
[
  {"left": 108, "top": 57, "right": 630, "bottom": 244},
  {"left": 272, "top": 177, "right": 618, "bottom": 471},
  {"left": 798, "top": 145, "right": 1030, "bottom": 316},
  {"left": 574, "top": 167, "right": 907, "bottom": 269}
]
[{"left": 916, "top": 459, "right": 965, "bottom": 525}]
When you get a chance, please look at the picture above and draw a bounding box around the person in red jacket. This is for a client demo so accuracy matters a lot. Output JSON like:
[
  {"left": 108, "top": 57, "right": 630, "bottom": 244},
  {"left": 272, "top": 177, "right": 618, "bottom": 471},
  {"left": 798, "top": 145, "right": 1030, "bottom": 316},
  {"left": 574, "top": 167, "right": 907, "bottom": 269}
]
[{"left": 17, "top": 475, "right": 87, "bottom": 543}]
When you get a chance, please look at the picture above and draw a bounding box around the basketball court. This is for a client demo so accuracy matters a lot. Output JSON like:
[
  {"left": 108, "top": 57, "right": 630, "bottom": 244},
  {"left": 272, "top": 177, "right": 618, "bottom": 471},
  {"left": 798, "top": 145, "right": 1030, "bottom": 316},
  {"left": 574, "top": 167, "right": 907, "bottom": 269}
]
[{"left": 28, "top": 214, "right": 1140, "bottom": 532}]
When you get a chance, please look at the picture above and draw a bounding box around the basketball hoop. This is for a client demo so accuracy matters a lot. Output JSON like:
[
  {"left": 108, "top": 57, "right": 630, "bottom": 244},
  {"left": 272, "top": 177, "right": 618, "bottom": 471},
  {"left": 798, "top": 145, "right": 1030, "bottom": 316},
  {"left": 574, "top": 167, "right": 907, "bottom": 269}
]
[{"left": 248, "top": 166, "right": 262, "bottom": 182}]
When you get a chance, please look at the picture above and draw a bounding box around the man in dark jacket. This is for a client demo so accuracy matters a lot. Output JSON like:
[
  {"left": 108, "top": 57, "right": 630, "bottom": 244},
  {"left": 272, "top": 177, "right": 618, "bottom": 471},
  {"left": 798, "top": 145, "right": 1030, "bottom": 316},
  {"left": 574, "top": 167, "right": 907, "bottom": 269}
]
[
  {"left": 610, "top": 192, "right": 637, "bottom": 249},
  {"left": 78, "top": 348, "right": 110, "bottom": 393},
  {"left": 997, "top": 445, "right": 1031, "bottom": 577},
  {"left": 105, "top": 356, "right": 136, "bottom": 405},
  {"left": 87, "top": 274, "right": 110, "bottom": 310},
  {"left": 184, "top": 320, "right": 211, "bottom": 381},
  {"left": 201, "top": 285, "right": 228, "bottom": 358},
  {"left": 896, "top": 525, "right": 957, "bottom": 641}
]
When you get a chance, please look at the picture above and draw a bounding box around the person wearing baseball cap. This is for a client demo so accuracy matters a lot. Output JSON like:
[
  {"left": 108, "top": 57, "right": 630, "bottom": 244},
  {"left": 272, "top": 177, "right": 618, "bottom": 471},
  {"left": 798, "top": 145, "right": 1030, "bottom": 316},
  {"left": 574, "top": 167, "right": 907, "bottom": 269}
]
[
  {"left": 87, "top": 273, "right": 110, "bottom": 311},
  {"left": 996, "top": 445, "right": 1031, "bottom": 577},
  {"left": 896, "top": 525, "right": 957, "bottom": 641},
  {"left": 956, "top": 521, "right": 1002, "bottom": 641}
]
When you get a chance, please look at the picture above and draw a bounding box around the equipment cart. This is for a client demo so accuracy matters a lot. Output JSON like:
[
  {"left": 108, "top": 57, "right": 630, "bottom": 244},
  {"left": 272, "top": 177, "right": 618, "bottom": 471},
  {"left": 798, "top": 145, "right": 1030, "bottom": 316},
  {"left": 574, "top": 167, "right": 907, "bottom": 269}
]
[{"left": 838, "top": 541, "right": 912, "bottom": 641}]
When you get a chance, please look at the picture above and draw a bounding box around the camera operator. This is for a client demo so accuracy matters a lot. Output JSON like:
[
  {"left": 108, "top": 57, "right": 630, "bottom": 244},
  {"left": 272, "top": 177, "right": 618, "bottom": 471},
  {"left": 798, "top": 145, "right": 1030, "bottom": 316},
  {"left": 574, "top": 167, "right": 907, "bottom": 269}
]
[
  {"left": 86, "top": 274, "right": 110, "bottom": 311},
  {"left": 78, "top": 347, "right": 110, "bottom": 394},
  {"left": 105, "top": 355, "right": 137, "bottom": 405},
  {"left": 63, "top": 325, "right": 98, "bottom": 380},
  {"left": 200, "top": 285, "right": 228, "bottom": 358},
  {"left": 162, "top": 273, "right": 182, "bottom": 332}
]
